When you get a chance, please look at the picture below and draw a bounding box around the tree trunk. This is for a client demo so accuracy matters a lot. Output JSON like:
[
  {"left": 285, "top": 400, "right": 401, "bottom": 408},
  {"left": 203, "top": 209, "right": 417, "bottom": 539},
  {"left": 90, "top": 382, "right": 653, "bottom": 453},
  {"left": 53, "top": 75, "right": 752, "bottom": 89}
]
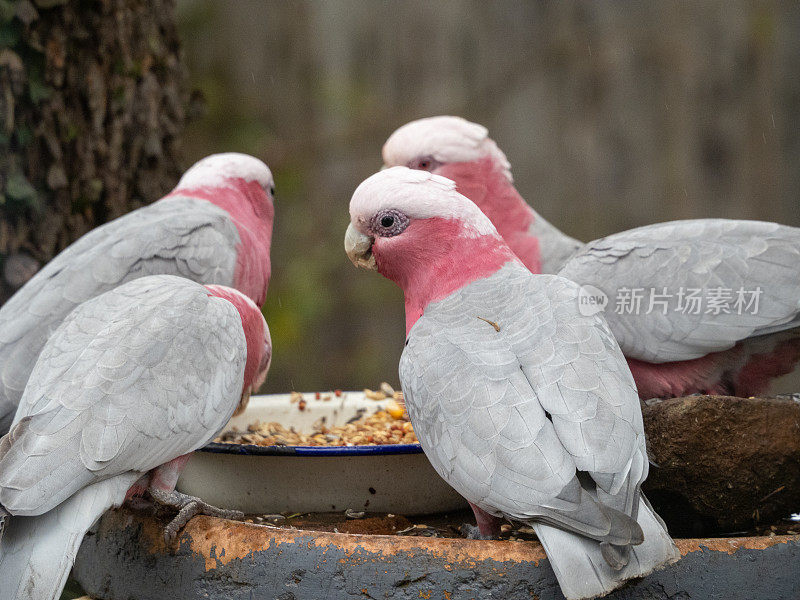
[{"left": 0, "top": 0, "right": 188, "bottom": 302}]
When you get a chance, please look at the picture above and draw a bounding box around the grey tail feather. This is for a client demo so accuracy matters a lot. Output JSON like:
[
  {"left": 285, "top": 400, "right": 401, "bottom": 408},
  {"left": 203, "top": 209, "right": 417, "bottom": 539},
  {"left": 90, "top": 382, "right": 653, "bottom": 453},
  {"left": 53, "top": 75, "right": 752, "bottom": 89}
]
[
  {"left": 536, "top": 501, "right": 643, "bottom": 548},
  {"left": 0, "top": 410, "right": 14, "bottom": 438},
  {"left": 536, "top": 476, "right": 644, "bottom": 548},
  {"left": 599, "top": 542, "right": 629, "bottom": 570},
  {"left": 0, "top": 475, "right": 134, "bottom": 600},
  {"left": 0, "top": 503, "right": 8, "bottom": 544},
  {"left": 532, "top": 493, "right": 680, "bottom": 600}
]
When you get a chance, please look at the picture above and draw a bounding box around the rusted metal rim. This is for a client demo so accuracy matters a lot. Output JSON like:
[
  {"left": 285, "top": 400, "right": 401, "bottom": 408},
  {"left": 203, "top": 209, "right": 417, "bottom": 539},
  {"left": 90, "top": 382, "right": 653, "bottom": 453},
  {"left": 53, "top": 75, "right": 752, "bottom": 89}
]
[
  {"left": 73, "top": 508, "right": 800, "bottom": 600},
  {"left": 199, "top": 441, "right": 423, "bottom": 456}
]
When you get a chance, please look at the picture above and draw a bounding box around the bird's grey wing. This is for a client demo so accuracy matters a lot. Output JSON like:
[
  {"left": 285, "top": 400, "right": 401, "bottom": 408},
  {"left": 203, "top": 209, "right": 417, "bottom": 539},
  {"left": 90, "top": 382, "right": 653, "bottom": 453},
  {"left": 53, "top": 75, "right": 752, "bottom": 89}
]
[
  {"left": 558, "top": 219, "right": 800, "bottom": 362},
  {"left": 401, "top": 267, "right": 642, "bottom": 544},
  {"left": 0, "top": 275, "right": 246, "bottom": 516},
  {"left": 0, "top": 196, "right": 240, "bottom": 428},
  {"left": 527, "top": 209, "right": 584, "bottom": 274},
  {"left": 506, "top": 272, "right": 648, "bottom": 522}
]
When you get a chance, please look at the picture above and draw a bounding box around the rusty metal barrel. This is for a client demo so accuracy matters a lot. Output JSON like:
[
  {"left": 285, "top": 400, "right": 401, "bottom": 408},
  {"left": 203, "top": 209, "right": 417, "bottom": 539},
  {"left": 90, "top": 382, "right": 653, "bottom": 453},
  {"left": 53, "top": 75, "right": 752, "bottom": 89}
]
[{"left": 73, "top": 508, "right": 800, "bottom": 600}]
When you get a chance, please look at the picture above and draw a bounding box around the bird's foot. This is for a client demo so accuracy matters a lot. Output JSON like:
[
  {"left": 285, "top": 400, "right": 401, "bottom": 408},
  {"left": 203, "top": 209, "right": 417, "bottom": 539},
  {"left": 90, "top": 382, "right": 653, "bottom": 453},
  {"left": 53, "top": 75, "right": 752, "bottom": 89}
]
[
  {"left": 149, "top": 487, "right": 244, "bottom": 544},
  {"left": 126, "top": 496, "right": 152, "bottom": 510},
  {"left": 460, "top": 523, "right": 498, "bottom": 540},
  {"left": 464, "top": 501, "right": 503, "bottom": 540}
]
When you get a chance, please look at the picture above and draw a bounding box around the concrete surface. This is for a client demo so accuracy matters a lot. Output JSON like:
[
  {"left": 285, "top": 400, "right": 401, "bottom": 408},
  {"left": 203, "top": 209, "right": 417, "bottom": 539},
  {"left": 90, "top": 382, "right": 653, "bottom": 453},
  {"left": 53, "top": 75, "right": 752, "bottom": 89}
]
[{"left": 73, "top": 508, "right": 800, "bottom": 600}]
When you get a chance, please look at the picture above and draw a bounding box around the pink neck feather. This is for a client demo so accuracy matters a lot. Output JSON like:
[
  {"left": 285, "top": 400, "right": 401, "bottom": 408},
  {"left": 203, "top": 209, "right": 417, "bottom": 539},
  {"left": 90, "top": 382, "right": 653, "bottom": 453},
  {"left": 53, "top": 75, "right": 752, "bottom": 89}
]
[
  {"left": 205, "top": 285, "right": 269, "bottom": 394},
  {"left": 170, "top": 178, "right": 273, "bottom": 305},
  {"left": 436, "top": 158, "right": 542, "bottom": 273},
  {"left": 372, "top": 217, "right": 519, "bottom": 334}
]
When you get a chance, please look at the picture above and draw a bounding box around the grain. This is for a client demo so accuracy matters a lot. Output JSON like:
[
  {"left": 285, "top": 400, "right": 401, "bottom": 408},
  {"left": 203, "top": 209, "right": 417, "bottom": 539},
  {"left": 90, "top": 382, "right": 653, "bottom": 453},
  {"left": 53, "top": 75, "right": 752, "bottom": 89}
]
[{"left": 215, "top": 389, "right": 417, "bottom": 447}]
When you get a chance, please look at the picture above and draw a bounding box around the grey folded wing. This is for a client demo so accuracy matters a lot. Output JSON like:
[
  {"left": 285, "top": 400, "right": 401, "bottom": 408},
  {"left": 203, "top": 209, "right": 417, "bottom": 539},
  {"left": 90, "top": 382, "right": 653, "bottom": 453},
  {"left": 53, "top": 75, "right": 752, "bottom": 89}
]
[
  {"left": 400, "top": 265, "right": 647, "bottom": 543},
  {"left": 558, "top": 219, "right": 800, "bottom": 362},
  {"left": 0, "top": 275, "right": 246, "bottom": 516},
  {"left": 0, "top": 196, "right": 240, "bottom": 427}
]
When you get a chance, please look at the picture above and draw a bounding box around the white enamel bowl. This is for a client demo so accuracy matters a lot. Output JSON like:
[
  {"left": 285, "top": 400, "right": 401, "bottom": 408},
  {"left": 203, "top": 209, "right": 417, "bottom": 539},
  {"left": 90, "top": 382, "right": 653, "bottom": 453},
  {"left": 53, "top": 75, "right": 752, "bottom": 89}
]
[{"left": 176, "top": 392, "right": 469, "bottom": 515}]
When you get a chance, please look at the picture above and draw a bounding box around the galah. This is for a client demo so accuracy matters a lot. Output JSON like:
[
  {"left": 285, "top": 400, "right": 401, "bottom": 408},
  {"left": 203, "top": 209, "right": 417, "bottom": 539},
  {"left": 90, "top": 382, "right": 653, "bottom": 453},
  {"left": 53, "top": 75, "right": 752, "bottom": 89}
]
[
  {"left": 383, "top": 116, "right": 800, "bottom": 399},
  {"left": 382, "top": 115, "right": 582, "bottom": 275},
  {"left": 345, "top": 167, "right": 679, "bottom": 600},
  {"left": 0, "top": 274, "right": 271, "bottom": 600},
  {"left": 0, "top": 152, "right": 274, "bottom": 434}
]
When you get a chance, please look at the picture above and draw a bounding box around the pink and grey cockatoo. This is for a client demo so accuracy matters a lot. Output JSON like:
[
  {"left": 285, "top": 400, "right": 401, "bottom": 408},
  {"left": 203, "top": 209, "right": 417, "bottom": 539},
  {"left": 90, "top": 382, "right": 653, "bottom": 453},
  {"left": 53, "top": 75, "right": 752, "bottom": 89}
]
[
  {"left": 0, "top": 274, "right": 271, "bottom": 600},
  {"left": 383, "top": 116, "right": 800, "bottom": 399},
  {"left": 345, "top": 167, "right": 679, "bottom": 600},
  {"left": 0, "top": 152, "right": 274, "bottom": 434},
  {"left": 383, "top": 115, "right": 582, "bottom": 275}
]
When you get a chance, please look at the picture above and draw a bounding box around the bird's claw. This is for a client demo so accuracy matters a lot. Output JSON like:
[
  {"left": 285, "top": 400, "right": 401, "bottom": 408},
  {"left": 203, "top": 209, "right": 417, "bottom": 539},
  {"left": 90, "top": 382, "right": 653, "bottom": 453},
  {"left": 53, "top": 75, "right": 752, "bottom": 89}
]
[
  {"left": 460, "top": 523, "right": 497, "bottom": 540},
  {"left": 149, "top": 488, "right": 244, "bottom": 544}
]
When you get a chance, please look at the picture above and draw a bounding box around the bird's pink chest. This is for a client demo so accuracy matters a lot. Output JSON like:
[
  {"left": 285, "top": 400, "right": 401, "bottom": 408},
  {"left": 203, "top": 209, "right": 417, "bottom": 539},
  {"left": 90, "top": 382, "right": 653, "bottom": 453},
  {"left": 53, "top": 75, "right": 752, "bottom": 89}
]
[
  {"left": 172, "top": 182, "right": 273, "bottom": 306},
  {"left": 232, "top": 226, "right": 271, "bottom": 306}
]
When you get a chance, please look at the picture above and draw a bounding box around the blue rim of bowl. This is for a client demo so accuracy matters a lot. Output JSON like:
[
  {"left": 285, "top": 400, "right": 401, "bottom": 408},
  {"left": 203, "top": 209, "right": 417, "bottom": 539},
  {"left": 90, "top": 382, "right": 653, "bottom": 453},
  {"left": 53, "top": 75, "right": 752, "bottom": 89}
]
[{"left": 199, "top": 441, "right": 424, "bottom": 456}]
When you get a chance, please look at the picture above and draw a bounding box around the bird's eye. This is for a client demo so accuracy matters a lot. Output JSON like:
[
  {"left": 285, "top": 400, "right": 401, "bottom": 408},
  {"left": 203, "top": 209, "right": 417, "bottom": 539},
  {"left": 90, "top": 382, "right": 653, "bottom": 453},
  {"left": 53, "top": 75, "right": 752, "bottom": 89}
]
[
  {"left": 372, "top": 209, "right": 409, "bottom": 237},
  {"left": 269, "top": 185, "right": 275, "bottom": 196},
  {"left": 409, "top": 156, "right": 439, "bottom": 172}
]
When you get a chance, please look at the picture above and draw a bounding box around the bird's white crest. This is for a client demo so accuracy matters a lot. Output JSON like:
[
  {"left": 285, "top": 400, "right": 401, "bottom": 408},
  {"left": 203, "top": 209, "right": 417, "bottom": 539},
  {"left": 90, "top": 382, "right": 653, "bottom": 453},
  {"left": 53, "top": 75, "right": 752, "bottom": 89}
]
[
  {"left": 349, "top": 167, "right": 498, "bottom": 238},
  {"left": 382, "top": 116, "right": 512, "bottom": 181},
  {"left": 177, "top": 153, "right": 274, "bottom": 191}
]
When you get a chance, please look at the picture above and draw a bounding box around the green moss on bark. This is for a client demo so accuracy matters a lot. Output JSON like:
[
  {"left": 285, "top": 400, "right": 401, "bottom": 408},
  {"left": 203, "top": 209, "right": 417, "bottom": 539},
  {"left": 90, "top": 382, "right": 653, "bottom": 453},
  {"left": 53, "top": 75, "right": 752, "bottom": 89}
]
[{"left": 0, "top": 0, "right": 188, "bottom": 301}]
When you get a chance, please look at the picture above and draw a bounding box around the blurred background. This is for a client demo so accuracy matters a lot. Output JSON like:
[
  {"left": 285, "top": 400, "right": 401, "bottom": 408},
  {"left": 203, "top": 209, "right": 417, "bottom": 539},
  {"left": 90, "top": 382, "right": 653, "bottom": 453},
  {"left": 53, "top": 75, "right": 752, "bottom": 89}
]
[
  {"left": 175, "top": 1, "right": 800, "bottom": 394},
  {"left": 3, "top": 1, "right": 799, "bottom": 394},
  {"left": 1, "top": 4, "right": 794, "bottom": 596}
]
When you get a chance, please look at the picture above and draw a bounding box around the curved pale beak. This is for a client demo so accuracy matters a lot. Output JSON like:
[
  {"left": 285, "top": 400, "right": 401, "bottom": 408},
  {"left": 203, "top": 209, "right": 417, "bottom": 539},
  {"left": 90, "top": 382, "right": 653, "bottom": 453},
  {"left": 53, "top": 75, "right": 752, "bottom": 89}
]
[{"left": 345, "top": 223, "right": 377, "bottom": 270}]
